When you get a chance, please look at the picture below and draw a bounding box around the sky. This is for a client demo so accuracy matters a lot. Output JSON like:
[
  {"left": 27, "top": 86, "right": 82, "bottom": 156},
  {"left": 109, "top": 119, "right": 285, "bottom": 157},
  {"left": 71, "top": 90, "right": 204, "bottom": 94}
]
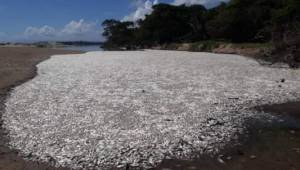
[{"left": 0, "top": 0, "right": 228, "bottom": 42}]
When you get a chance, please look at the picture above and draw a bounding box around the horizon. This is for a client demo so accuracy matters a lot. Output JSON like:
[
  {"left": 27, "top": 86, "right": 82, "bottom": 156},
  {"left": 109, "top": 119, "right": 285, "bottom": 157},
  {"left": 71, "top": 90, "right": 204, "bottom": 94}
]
[{"left": 0, "top": 0, "right": 228, "bottom": 43}]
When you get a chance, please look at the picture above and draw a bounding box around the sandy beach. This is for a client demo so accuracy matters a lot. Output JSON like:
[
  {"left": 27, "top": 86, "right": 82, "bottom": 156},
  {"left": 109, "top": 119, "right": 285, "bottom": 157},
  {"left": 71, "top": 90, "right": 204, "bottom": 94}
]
[{"left": 0, "top": 48, "right": 299, "bottom": 170}]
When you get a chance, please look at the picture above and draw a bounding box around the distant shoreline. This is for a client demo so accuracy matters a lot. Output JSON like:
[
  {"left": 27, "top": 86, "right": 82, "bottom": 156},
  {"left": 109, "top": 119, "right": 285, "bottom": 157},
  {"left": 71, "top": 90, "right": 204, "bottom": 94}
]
[
  {"left": 1, "top": 41, "right": 298, "bottom": 67},
  {"left": 0, "top": 41, "right": 103, "bottom": 49}
]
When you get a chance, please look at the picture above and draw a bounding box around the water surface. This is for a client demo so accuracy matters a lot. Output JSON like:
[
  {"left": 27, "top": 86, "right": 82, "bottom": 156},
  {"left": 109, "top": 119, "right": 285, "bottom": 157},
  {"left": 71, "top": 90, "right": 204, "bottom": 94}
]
[{"left": 60, "top": 45, "right": 102, "bottom": 52}]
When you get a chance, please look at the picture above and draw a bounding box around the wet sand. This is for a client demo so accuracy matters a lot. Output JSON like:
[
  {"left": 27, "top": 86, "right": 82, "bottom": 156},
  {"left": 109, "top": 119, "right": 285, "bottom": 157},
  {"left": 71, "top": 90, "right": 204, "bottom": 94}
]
[
  {"left": 154, "top": 102, "right": 300, "bottom": 170},
  {"left": 0, "top": 47, "right": 299, "bottom": 170},
  {"left": 0, "top": 47, "right": 81, "bottom": 170}
]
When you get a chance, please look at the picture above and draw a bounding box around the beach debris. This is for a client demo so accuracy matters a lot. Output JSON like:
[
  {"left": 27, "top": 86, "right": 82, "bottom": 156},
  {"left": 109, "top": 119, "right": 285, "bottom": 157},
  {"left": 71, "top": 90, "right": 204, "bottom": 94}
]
[
  {"left": 126, "top": 163, "right": 130, "bottom": 170},
  {"left": 3, "top": 51, "right": 300, "bottom": 169},
  {"left": 226, "top": 156, "right": 232, "bottom": 160},
  {"left": 228, "top": 97, "right": 239, "bottom": 100},
  {"left": 250, "top": 155, "right": 257, "bottom": 159},
  {"left": 217, "top": 155, "right": 226, "bottom": 164},
  {"left": 206, "top": 118, "right": 224, "bottom": 127}
]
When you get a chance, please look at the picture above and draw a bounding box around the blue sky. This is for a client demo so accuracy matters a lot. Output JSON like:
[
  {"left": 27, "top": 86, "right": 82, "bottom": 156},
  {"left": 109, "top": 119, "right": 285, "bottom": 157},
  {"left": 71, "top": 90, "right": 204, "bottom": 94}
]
[{"left": 0, "top": 0, "right": 228, "bottom": 42}]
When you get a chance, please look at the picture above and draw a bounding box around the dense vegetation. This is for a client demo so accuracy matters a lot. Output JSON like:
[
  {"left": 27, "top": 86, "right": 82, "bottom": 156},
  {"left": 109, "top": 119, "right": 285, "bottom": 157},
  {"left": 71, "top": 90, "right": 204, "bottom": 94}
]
[{"left": 102, "top": 0, "right": 299, "bottom": 66}]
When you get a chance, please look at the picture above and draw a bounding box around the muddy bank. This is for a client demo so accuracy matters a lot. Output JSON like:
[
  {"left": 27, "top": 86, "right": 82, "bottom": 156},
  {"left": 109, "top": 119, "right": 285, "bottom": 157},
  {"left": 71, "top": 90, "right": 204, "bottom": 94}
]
[
  {"left": 0, "top": 47, "right": 82, "bottom": 170},
  {"left": 152, "top": 102, "right": 300, "bottom": 170},
  {"left": 155, "top": 42, "right": 300, "bottom": 68},
  {"left": 154, "top": 42, "right": 268, "bottom": 58}
]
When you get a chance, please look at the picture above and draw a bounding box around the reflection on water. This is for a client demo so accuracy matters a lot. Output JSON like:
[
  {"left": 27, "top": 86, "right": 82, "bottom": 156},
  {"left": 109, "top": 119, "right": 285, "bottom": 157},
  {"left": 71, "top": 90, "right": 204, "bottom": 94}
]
[{"left": 61, "top": 45, "right": 102, "bottom": 52}]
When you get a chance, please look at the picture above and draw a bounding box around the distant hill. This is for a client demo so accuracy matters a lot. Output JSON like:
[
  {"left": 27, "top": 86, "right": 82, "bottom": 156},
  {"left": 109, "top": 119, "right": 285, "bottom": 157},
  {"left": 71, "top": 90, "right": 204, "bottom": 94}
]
[{"left": 57, "top": 41, "right": 103, "bottom": 46}]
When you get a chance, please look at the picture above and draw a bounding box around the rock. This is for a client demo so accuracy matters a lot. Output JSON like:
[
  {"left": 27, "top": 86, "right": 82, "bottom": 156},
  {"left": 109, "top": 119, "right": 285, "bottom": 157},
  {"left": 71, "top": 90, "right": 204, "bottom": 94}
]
[
  {"left": 281, "top": 79, "right": 285, "bottom": 83},
  {"left": 142, "top": 90, "right": 146, "bottom": 93}
]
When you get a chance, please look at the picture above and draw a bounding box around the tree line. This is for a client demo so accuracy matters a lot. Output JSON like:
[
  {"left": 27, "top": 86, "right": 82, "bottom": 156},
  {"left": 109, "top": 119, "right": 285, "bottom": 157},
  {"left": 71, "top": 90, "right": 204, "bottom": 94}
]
[{"left": 101, "top": 0, "right": 299, "bottom": 65}]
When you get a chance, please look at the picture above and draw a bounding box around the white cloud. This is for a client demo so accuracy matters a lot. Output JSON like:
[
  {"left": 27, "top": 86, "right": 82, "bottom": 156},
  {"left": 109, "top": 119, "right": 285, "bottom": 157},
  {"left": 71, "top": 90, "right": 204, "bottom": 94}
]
[
  {"left": 24, "top": 25, "right": 56, "bottom": 37},
  {"left": 61, "top": 19, "right": 96, "bottom": 35},
  {"left": 173, "top": 0, "right": 229, "bottom": 7},
  {"left": 23, "top": 19, "right": 101, "bottom": 41},
  {"left": 123, "top": 0, "right": 158, "bottom": 21}
]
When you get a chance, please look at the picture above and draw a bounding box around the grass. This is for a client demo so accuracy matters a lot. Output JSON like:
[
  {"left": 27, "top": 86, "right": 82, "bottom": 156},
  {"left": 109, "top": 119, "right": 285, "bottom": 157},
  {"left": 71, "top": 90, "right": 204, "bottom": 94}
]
[
  {"left": 160, "top": 41, "right": 272, "bottom": 53},
  {"left": 188, "top": 40, "right": 221, "bottom": 52}
]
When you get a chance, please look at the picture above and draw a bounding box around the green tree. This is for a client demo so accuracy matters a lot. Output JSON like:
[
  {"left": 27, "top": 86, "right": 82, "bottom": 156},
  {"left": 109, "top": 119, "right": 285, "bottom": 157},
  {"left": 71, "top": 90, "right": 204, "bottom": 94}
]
[
  {"left": 137, "top": 4, "right": 208, "bottom": 45},
  {"left": 102, "top": 19, "right": 136, "bottom": 49},
  {"left": 207, "top": 0, "right": 285, "bottom": 42},
  {"left": 270, "top": 0, "right": 300, "bottom": 67}
]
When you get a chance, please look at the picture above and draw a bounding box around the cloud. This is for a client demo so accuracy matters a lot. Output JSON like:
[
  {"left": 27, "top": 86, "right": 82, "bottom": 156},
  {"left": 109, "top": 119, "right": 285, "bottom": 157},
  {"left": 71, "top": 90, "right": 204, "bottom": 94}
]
[
  {"left": 61, "top": 19, "right": 96, "bottom": 35},
  {"left": 24, "top": 25, "right": 56, "bottom": 37},
  {"left": 122, "top": 0, "right": 158, "bottom": 21},
  {"left": 173, "top": 0, "right": 229, "bottom": 7},
  {"left": 23, "top": 19, "right": 101, "bottom": 41}
]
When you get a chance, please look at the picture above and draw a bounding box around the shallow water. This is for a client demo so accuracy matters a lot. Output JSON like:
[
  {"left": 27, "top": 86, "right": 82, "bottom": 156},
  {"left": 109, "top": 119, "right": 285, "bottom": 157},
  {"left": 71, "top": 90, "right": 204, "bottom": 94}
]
[{"left": 59, "top": 45, "right": 102, "bottom": 52}]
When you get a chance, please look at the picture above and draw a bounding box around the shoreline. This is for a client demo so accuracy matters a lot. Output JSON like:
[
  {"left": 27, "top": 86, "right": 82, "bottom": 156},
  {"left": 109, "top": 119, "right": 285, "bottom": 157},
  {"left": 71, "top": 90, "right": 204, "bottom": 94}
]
[
  {"left": 0, "top": 47, "right": 82, "bottom": 170},
  {"left": 0, "top": 47, "right": 299, "bottom": 170}
]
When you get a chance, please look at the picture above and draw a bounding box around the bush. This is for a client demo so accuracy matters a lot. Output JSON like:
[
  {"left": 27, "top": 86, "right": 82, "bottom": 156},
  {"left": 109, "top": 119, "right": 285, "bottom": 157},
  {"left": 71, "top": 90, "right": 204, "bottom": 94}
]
[{"left": 189, "top": 41, "right": 221, "bottom": 52}]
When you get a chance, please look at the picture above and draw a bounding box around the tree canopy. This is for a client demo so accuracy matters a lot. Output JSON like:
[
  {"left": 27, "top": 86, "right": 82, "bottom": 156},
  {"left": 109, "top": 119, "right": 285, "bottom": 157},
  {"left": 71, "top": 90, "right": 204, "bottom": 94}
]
[{"left": 101, "top": 0, "right": 299, "bottom": 50}]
